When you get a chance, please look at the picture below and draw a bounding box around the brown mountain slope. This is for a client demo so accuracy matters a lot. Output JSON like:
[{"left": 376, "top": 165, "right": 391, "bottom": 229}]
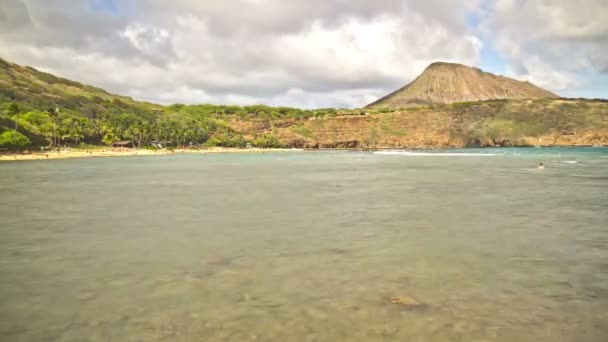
[
  {"left": 367, "top": 62, "right": 559, "bottom": 108},
  {"left": 230, "top": 99, "right": 608, "bottom": 148}
]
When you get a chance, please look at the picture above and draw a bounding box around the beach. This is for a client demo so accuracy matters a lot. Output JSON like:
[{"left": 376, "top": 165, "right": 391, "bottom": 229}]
[{"left": 0, "top": 147, "right": 302, "bottom": 161}]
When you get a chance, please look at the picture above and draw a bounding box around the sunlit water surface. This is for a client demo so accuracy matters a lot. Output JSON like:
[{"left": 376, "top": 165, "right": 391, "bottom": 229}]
[{"left": 1, "top": 148, "right": 608, "bottom": 341}]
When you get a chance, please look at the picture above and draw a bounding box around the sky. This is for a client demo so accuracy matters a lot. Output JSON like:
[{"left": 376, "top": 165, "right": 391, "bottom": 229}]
[{"left": 0, "top": 0, "right": 606, "bottom": 108}]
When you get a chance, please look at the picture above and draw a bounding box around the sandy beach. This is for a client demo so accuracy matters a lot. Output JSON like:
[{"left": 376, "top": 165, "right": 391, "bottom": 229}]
[{"left": 0, "top": 147, "right": 302, "bottom": 162}]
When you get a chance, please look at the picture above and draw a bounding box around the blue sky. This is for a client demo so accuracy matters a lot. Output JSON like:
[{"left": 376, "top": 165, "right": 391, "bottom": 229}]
[
  {"left": 465, "top": 9, "right": 507, "bottom": 75},
  {"left": 89, "top": 0, "right": 117, "bottom": 14}
]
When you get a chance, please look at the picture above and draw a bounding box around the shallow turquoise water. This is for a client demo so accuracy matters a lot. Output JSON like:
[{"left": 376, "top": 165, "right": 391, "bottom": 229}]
[{"left": 1, "top": 148, "right": 607, "bottom": 341}]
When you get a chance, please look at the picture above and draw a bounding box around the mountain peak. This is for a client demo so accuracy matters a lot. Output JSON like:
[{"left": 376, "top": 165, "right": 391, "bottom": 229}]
[
  {"left": 426, "top": 61, "right": 467, "bottom": 68},
  {"left": 367, "top": 62, "right": 559, "bottom": 108}
]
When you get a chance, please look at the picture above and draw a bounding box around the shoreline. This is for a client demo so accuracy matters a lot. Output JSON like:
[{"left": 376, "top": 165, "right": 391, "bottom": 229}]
[
  {"left": 0, "top": 147, "right": 303, "bottom": 162},
  {"left": 1, "top": 145, "right": 606, "bottom": 162}
]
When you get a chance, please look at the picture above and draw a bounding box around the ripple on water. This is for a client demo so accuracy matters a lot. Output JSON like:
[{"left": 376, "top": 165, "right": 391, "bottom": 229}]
[{"left": 0, "top": 150, "right": 607, "bottom": 341}]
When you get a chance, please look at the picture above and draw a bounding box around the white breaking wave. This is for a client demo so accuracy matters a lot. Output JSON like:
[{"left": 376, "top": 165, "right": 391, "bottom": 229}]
[{"left": 374, "top": 151, "right": 497, "bottom": 157}]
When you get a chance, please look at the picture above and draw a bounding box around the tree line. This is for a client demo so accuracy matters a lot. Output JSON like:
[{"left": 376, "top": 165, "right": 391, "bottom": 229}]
[{"left": 0, "top": 102, "right": 345, "bottom": 150}]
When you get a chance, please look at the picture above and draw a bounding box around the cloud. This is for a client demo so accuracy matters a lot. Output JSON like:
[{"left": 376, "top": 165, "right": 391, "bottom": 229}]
[
  {"left": 0, "top": 0, "right": 605, "bottom": 107},
  {"left": 0, "top": 0, "right": 487, "bottom": 107},
  {"left": 479, "top": 0, "right": 608, "bottom": 93}
]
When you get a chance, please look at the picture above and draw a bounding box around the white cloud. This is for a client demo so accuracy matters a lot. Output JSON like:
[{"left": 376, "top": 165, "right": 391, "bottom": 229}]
[
  {"left": 0, "top": 0, "right": 487, "bottom": 107},
  {"left": 480, "top": 0, "right": 608, "bottom": 94},
  {"left": 0, "top": 0, "right": 605, "bottom": 106},
  {"left": 504, "top": 57, "right": 582, "bottom": 91},
  {"left": 121, "top": 23, "right": 171, "bottom": 61}
]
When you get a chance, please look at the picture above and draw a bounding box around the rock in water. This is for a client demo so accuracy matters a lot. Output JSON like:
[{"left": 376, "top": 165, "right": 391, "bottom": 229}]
[{"left": 389, "top": 296, "right": 423, "bottom": 307}]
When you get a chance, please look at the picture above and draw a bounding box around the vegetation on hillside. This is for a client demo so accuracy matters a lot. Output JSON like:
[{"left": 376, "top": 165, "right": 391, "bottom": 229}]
[
  {"left": 1, "top": 57, "right": 606, "bottom": 150},
  {"left": 445, "top": 98, "right": 608, "bottom": 146},
  {"left": 0, "top": 58, "right": 355, "bottom": 149}
]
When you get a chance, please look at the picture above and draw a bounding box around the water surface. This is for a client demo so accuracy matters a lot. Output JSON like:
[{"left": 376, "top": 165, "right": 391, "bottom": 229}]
[{"left": 1, "top": 148, "right": 608, "bottom": 341}]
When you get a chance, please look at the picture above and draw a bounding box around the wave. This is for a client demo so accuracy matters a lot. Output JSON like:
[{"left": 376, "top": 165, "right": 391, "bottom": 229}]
[{"left": 374, "top": 151, "right": 496, "bottom": 157}]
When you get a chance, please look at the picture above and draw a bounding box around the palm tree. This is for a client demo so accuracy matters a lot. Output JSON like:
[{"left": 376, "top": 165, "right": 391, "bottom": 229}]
[{"left": 47, "top": 107, "right": 59, "bottom": 147}]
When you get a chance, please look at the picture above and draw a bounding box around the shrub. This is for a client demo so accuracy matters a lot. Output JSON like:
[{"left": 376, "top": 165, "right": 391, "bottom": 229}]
[
  {"left": 203, "top": 131, "right": 247, "bottom": 148},
  {"left": 0, "top": 130, "right": 31, "bottom": 149},
  {"left": 252, "top": 134, "right": 285, "bottom": 148},
  {"left": 291, "top": 125, "right": 314, "bottom": 138}
]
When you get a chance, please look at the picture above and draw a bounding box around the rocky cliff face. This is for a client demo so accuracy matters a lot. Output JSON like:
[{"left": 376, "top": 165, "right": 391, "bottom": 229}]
[
  {"left": 367, "top": 62, "right": 559, "bottom": 108},
  {"left": 232, "top": 99, "right": 608, "bottom": 148}
]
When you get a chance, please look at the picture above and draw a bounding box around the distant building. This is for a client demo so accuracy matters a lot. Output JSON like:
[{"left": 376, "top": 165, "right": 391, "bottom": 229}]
[{"left": 112, "top": 141, "right": 133, "bottom": 148}]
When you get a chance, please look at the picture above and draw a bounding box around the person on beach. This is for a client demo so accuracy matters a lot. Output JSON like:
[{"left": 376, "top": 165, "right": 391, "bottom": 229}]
[{"left": 538, "top": 162, "right": 545, "bottom": 169}]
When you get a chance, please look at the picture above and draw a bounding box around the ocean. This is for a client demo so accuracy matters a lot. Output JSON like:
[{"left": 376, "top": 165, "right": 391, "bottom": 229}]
[{"left": 1, "top": 147, "right": 607, "bottom": 341}]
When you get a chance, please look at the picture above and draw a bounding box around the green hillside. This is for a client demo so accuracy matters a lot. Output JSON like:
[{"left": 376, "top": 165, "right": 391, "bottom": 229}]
[
  {"left": 0, "top": 58, "right": 337, "bottom": 149},
  {"left": 1, "top": 58, "right": 607, "bottom": 150}
]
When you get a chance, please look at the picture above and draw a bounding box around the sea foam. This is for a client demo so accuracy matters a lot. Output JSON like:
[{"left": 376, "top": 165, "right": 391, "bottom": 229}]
[{"left": 374, "top": 151, "right": 496, "bottom": 157}]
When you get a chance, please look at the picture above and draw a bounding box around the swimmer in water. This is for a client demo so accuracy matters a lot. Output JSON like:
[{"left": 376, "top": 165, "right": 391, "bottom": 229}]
[{"left": 538, "top": 162, "right": 545, "bottom": 169}]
